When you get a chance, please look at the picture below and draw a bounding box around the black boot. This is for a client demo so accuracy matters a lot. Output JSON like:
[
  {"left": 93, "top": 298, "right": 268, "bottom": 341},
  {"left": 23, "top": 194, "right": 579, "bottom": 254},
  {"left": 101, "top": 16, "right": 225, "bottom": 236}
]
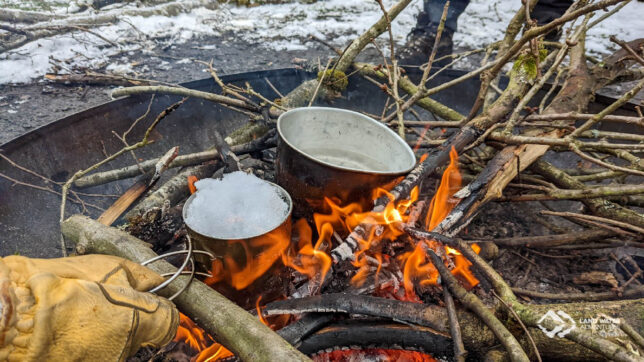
[{"left": 398, "top": 13, "right": 454, "bottom": 67}]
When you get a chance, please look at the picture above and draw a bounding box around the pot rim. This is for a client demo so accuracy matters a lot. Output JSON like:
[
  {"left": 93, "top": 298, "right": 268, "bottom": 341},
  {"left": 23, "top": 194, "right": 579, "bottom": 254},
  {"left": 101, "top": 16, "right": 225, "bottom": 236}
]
[
  {"left": 182, "top": 178, "right": 293, "bottom": 241},
  {"left": 277, "top": 106, "right": 416, "bottom": 175}
]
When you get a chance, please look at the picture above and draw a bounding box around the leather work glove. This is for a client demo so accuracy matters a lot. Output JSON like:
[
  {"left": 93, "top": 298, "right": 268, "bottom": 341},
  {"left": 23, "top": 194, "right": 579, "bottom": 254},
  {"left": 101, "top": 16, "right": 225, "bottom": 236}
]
[{"left": 0, "top": 254, "right": 179, "bottom": 361}]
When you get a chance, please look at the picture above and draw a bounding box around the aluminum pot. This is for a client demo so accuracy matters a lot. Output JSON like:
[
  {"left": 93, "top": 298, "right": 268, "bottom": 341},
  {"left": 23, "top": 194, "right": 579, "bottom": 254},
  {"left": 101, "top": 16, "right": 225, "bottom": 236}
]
[
  {"left": 276, "top": 107, "right": 416, "bottom": 217},
  {"left": 182, "top": 180, "right": 293, "bottom": 279}
]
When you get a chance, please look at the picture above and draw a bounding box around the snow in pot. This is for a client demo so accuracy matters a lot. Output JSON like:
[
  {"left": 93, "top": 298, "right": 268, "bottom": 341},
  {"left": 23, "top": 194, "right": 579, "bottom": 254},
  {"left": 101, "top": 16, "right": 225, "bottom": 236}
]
[{"left": 184, "top": 171, "right": 290, "bottom": 239}]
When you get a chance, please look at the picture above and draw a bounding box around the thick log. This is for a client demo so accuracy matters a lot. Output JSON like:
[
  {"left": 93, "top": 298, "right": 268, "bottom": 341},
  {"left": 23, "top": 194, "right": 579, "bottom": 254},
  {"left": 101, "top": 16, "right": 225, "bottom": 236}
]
[{"left": 61, "top": 215, "right": 311, "bottom": 362}]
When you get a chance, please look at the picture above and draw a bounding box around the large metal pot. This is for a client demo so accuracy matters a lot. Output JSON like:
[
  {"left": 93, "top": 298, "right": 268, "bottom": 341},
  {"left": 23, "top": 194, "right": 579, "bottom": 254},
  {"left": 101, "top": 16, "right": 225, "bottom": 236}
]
[{"left": 276, "top": 107, "right": 416, "bottom": 217}]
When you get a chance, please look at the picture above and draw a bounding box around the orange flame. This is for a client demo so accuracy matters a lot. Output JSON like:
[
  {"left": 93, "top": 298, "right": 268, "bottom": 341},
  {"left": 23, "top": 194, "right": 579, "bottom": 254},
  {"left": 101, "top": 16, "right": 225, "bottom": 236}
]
[
  {"left": 281, "top": 218, "right": 332, "bottom": 286},
  {"left": 188, "top": 175, "right": 198, "bottom": 194},
  {"left": 174, "top": 313, "right": 233, "bottom": 362},
  {"left": 402, "top": 146, "right": 480, "bottom": 295},
  {"left": 205, "top": 222, "right": 291, "bottom": 290}
]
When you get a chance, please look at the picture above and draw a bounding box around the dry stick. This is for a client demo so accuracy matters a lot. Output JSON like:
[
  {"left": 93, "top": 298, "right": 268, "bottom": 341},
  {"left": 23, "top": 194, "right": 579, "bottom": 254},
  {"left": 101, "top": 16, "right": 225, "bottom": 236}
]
[
  {"left": 504, "top": 183, "right": 644, "bottom": 201},
  {"left": 484, "top": 0, "right": 538, "bottom": 108},
  {"left": 488, "top": 133, "right": 644, "bottom": 150},
  {"left": 279, "top": 0, "right": 411, "bottom": 110},
  {"left": 58, "top": 98, "right": 186, "bottom": 257},
  {"left": 373, "top": 0, "right": 406, "bottom": 138},
  {"left": 501, "top": 34, "right": 573, "bottom": 134},
  {"left": 308, "top": 59, "right": 331, "bottom": 107},
  {"left": 570, "top": 76, "right": 644, "bottom": 137},
  {"left": 409, "top": 229, "right": 644, "bottom": 362},
  {"left": 523, "top": 113, "right": 643, "bottom": 126},
  {"left": 74, "top": 128, "right": 275, "bottom": 188},
  {"left": 264, "top": 293, "right": 448, "bottom": 332},
  {"left": 620, "top": 319, "right": 644, "bottom": 350},
  {"left": 570, "top": 145, "right": 644, "bottom": 177},
  {"left": 443, "top": 288, "right": 467, "bottom": 362},
  {"left": 541, "top": 210, "right": 644, "bottom": 235},
  {"left": 491, "top": 290, "right": 542, "bottom": 362},
  {"left": 471, "top": 228, "right": 616, "bottom": 248},
  {"left": 425, "top": 248, "right": 529, "bottom": 362},
  {"left": 333, "top": 0, "right": 411, "bottom": 73},
  {"left": 532, "top": 160, "right": 644, "bottom": 229},
  {"left": 466, "top": 0, "right": 627, "bottom": 122},
  {"left": 357, "top": 63, "right": 464, "bottom": 122},
  {"left": 1, "top": 0, "right": 216, "bottom": 53},
  {"left": 512, "top": 286, "right": 644, "bottom": 302},
  {"left": 587, "top": 0, "right": 632, "bottom": 28},
  {"left": 111, "top": 86, "right": 262, "bottom": 114},
  {"left": 62, "top": 215, "right": 310, "bottom": 362},
  {"left": 610, "top": 35, "right": 644, "bottom": 66},
  {"left": 0, "top": 172, "right": 103, "bottom": 212}
]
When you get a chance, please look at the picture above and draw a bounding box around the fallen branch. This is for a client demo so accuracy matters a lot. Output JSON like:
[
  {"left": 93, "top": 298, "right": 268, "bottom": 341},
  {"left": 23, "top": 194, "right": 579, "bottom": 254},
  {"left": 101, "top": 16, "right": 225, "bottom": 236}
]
[
  {"left": 426, "top": 248, "right": 530, "bottom": 362},
  {"left": 74, "top": 127, "right": 273, "bottom": 188}
]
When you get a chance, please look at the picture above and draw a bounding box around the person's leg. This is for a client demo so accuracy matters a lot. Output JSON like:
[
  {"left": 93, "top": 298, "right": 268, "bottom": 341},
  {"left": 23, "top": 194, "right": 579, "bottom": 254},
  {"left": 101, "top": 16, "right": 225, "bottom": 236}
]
[
  {"left": 530, "top": 0, "right": 573, "bottom": 40},
  {"left": 424, "top": 0, "right": 469, "bottom": 34},
  {"left": 531, "top": 0, "right": 573, "bottom": 25},
  {"left": 399, "top": 0, "right": 469, "bottom": 65}
]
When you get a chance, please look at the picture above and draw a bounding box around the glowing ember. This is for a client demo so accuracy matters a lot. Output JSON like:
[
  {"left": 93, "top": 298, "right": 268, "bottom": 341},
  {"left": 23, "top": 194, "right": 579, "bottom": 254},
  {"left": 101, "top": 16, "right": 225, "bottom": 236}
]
[{"left": 313, "top": 348, "right": 437, "bottom": 362}]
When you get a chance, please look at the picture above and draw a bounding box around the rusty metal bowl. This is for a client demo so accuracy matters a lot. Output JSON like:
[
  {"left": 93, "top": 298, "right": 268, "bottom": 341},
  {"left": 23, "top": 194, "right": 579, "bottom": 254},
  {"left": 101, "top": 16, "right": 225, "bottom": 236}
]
[
  {"left": 276, "top": 107, "right": 416, "bottom": 217},
  {"left": 182, "top": 179, "right": 293, "bottom": 273}
]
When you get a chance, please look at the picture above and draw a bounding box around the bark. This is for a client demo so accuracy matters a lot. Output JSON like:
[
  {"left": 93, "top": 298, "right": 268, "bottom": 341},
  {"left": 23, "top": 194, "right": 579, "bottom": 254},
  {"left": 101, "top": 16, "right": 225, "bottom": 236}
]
[{"left": 61, "top": 215, "right": 311, "bottom": 362}]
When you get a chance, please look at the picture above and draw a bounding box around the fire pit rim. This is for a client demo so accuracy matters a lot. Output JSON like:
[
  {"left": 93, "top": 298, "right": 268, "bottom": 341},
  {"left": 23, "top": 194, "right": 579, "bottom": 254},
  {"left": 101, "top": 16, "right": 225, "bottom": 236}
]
[
  {"left": 182, "top": 178, "right": 293, "bottom": 241},
  {"left": 277, "top": 106, "right": 416, "bottom": 176}
]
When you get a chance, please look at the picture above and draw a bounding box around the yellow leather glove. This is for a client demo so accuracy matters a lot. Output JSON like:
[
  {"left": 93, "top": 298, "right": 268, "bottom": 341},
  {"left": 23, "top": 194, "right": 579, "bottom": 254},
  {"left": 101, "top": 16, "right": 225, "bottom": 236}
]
[{"left": 0, "top": 255, "right": 179, "bottom": 362}]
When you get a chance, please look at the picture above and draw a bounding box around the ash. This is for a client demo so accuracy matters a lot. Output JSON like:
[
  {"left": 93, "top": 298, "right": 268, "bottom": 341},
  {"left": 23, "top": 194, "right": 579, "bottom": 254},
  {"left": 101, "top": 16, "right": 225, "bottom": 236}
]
[{"left": 185, "top": 171, "right": 289, "bottom": 239}]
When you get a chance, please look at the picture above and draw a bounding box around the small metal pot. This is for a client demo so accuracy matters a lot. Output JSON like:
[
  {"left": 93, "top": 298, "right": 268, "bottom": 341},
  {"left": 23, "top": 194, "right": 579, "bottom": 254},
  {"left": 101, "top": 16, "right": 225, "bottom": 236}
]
[
  {"left": 182, "top": 180, "right": 293, "bottom": 274},
  {"left": 276, "top": 107, "right": 416, "bottom": 217}
]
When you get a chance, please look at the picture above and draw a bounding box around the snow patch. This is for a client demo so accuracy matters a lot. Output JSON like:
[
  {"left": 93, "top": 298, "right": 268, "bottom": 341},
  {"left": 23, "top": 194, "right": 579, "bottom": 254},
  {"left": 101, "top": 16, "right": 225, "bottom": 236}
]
[{"left": 1, "top": 0, "right": 643, "bottom": 84}]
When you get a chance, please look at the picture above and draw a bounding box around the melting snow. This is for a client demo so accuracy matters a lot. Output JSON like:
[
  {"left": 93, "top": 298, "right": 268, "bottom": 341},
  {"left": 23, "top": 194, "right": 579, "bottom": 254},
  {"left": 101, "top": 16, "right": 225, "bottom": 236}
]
[{"left": 185, "top": 171, "right": 289, "bottom": 239}]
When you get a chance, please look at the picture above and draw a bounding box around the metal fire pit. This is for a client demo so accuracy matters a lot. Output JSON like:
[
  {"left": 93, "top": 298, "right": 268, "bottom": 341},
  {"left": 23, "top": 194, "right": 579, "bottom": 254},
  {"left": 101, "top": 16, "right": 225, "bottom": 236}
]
[
  {"left": 0, "top": 67, "right": 638, "bottom": 258},
  {"left": 276, "top": 107, "right": 415, "bottom": 217}
]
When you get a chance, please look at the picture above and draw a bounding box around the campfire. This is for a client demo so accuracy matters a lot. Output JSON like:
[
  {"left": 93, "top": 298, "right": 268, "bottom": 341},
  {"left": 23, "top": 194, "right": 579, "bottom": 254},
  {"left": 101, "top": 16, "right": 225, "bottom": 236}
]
[
  {"left": 1, "top": 0, "right": 644, "bottom": 361},
  {"left": 170, "top": 108, "right": 481, "bottom": 361}
]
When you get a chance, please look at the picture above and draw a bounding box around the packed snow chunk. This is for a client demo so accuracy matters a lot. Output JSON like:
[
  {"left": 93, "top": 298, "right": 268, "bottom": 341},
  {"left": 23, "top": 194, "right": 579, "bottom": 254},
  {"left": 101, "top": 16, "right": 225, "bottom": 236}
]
[{"left": 185, "top": 171, "right": 290, "bottom": 239}]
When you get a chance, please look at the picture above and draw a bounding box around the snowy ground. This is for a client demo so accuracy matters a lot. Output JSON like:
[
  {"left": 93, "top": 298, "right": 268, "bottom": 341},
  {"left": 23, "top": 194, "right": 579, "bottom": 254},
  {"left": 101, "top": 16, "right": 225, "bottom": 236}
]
[
  {"left": 0, "top": 0, "right": 643, "bottom": 143},
  {"left": 1, "top": 0, "right": 643, "bottom": 85}
]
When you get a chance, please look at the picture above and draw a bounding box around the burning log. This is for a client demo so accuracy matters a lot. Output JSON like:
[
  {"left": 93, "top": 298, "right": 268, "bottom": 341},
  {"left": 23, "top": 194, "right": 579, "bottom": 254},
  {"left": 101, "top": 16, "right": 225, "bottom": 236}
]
[
  {"left": 263, "top": 291, "right": 644, "bottom": 361},
  {"left": 61, "top": 214, "right": 311, "bottom": 362}
]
